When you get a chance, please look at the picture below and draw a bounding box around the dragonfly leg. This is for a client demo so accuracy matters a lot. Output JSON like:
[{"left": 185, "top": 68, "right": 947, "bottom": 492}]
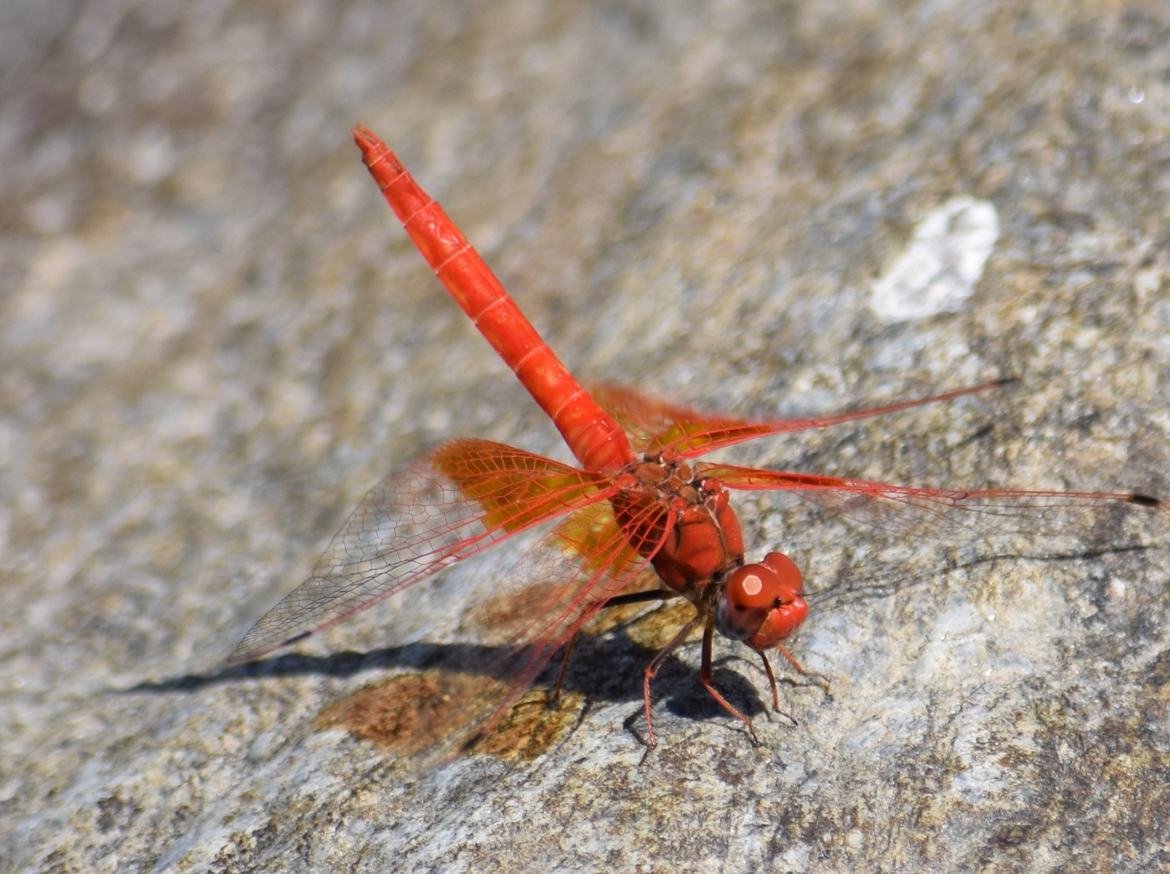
[
  {"left": 776, "top": 642, "right": 831, "bottom": 694},
  {"left": 697, "top": 619, "right": 760, "bottom": 746},
  {"left": 641, "top": 611, "right": 704, "bottom": 749},
  {"left": 550, "top": 589, "right": 678, "bottom": 706},
  {"left": 758, "top": 650, "right": 781, "bottom": 712},
  {"left": 550, "top": 632, "right": 579, "bottom": 706}
]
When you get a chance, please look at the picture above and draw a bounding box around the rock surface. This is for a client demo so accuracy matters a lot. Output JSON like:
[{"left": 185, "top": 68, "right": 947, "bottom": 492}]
[{"left": 3, "top": 1, "right": 1170, "bottom": 871}]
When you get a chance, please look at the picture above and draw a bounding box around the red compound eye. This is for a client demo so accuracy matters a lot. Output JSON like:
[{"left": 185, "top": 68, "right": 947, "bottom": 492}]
[
  {"left": 717, "top": 552, "right": 806, "bottom": 644},
  {"left": 725, "top": 567, "right": 776, "bottom": 611},
  {"left": 758, "top": 552, "right": 802, "bottom": 597}
]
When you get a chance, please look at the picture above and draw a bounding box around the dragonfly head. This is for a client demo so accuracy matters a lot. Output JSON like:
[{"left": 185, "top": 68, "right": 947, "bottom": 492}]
[{"left": 715, "top": 551, "right": 807, "bottom": 649}]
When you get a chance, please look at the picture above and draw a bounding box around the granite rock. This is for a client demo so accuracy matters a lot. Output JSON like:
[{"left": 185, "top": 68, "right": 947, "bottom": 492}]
[{"left": 3, "top": 1, "right": 1170, "bottom": 871}]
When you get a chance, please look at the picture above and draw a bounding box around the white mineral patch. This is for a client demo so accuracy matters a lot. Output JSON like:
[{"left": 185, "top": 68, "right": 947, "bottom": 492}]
[{"left": 869, "top": 196, "right": 1000, "bottom": 323}]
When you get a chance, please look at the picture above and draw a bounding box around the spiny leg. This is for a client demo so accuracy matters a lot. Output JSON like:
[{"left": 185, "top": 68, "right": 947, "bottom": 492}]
[
  {"left": 758, "top": 650, "right": 781, "bottom": 712},
  {"left": 641, "top": 611, "right": 704, "bottom": 749},
  {"left": 550, "top": 588, "right": 679, "bottom": 705},
  {"left": 549, "top": 632, "right": 580, "bottom": 707},
  {"left": 697, "top": 618, "right": 760, "bottom": 746},
  {"left": 755, "top": 650, "right": 803, "bottom": 728},
  {"left": 776, "top": 642, "right": 831, "bottom": 694}
]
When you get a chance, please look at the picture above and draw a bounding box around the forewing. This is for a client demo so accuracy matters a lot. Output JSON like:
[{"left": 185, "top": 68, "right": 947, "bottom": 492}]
[
  {"left": 227, "top": 439, "right": 617, "bottom": 665},
  {"left": 701, "top": 463, "right": 1167, "bottom": 549}
]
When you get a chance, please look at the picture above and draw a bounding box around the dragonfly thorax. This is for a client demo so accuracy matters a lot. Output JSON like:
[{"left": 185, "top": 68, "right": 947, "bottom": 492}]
[
  {"left": 615, "top": 453, "right": 809, "bottom": 649},
  {"left": 628, "top": 454, "right": 699, "bottom": 503},
  {"left": 613, "top": 452, "right": 747, "bottom": 596}
]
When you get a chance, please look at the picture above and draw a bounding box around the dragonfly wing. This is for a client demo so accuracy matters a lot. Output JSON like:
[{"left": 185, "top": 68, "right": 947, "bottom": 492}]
[
  {"left": 701, "top": 463, "right": 1167, "bottom": 549},
  {"left": 227, "top": 439, "right": 617, "bottom": 665},
  {"left": 392, "top": 494, "right": 674, "bottom": 762},
  {"left": 588, "top": 381, "right": 1011, "bottom": 458},
  {"left": 587, "top": 383, "right": 745, "bottom": 453}
]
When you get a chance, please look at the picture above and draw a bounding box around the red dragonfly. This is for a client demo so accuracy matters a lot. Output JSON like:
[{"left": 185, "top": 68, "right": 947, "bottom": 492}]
[{"left": 229, "top": 125, "right": 1165, "bottom": 755}]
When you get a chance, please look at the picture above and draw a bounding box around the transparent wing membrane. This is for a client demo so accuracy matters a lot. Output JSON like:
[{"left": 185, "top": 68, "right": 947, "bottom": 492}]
[
  {"left": 227, "top": 439, "right": 616, "bottom": 665},
  {"left": 700, "top": 463, "right": 1166, "bottom": 549}
]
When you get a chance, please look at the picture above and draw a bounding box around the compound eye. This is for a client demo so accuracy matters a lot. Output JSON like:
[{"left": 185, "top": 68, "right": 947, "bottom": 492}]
[
  {"left": 746, "top": 552, "right": 807, "bottom": 649},
  {"left": 759, "top": 552, "right": 803, "bottom": 597},
  {"left": 717, "top": 555, "right": 800, "bottom": 641},
  {"left": 725, "top": 565, "right": 779, "bottom": 612},
  {"left": 717, "top": 553, "right": 808, "bottom": 645}
]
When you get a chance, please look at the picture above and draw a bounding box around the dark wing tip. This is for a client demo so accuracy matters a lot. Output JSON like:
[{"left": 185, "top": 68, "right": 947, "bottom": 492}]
[{"left": 1129, "top": 493, "right": 1163, "bottom": 508}]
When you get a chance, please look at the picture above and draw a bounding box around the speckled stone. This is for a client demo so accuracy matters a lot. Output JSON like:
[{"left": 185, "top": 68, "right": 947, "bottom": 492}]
[{"left": 3, "top": 1, "right": 1170, "bottom": 871}]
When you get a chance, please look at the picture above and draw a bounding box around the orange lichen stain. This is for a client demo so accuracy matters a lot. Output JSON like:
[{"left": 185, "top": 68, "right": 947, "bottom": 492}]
[
  {"left": 314, "top": 673, "right": 584, "bottom": 760},
  {"left": 623, "top": 598, "right": 699, "bottom": 651},
  {"left": 467, "top": 688, "right": 586, "bottom": 761},
  {"left": 314, "top": 672, "right": 467, "bottom": 756},
  {"left": 580, "top": 591, "right": 668, "bottom": 637}
]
